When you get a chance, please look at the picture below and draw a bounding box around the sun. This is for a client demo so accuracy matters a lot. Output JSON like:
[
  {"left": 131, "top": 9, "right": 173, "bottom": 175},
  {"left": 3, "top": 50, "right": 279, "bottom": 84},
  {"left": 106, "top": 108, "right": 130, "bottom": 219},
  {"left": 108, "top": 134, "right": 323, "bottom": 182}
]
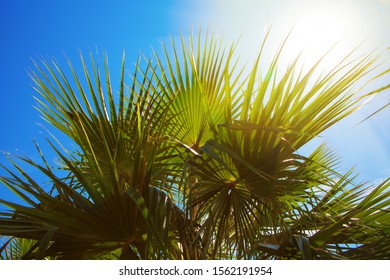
[
  {"left": 285, "top": 13, "right": 346, "bottom": 68},
  {"left": 201, "top": 0, "right": 377, "bottom": 71},
  {"left": 279, "top": 0, "right": 367, "bottom": 71}
]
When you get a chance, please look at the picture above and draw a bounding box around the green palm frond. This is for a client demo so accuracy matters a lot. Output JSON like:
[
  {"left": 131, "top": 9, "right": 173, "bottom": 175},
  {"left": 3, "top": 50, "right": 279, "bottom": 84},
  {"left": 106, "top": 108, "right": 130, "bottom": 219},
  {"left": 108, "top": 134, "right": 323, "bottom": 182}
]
[
  {"left": 246, "top": 145, "right": 390, "bottom": 260},
  {"left": 1, "top": 51, "right": 182, "bottom": 259},
  {"left": 152, "top": 31, "right": 243, "bottom": 150},
  {"left": 179, "top": 36, "right": 387, "bottom": 258},
  {"left": 0, "top": 237, "right": 38, "bottom": 260}
]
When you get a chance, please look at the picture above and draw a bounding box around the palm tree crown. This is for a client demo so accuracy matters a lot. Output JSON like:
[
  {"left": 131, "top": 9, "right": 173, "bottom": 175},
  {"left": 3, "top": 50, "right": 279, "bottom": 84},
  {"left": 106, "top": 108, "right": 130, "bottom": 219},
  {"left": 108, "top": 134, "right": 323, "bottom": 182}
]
[{"left": 1, "top": 32, "right": 390, "bottom": 259}]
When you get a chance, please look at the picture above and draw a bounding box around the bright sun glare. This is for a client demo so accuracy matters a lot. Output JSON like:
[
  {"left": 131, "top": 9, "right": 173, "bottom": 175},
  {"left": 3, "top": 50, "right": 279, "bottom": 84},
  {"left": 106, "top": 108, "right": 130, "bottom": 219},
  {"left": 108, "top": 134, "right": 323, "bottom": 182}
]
[
  {"left": 286, "top": 13, "right": 346, "bottom": 67},
  {"left": 206, "top": 0, "right": 378, "bottom": 70},
  {"left": 280, "top": 0, "right": 373, "bottom": 71}
]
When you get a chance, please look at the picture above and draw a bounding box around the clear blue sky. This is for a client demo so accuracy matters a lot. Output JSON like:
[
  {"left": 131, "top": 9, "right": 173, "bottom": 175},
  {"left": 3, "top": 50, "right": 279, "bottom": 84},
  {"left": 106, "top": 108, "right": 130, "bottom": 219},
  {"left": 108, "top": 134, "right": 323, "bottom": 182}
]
[{"left": 1, "top": 0, "right": 390, "bottom": 208}]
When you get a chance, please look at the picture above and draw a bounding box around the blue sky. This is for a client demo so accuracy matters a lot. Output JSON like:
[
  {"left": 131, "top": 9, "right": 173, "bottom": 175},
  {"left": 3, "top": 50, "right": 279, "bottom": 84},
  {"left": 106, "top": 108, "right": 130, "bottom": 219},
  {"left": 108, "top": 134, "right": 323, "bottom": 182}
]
[{"left": 1, "top": 0, "right": 390, "bottom": 207}]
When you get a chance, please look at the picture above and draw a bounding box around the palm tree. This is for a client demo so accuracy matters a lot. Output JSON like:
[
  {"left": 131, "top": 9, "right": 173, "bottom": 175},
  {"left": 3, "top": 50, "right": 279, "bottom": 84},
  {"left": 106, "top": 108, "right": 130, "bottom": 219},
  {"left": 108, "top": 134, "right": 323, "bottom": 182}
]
[{"left": 1, "top": 32, "right": 389, "bottom": 259}]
